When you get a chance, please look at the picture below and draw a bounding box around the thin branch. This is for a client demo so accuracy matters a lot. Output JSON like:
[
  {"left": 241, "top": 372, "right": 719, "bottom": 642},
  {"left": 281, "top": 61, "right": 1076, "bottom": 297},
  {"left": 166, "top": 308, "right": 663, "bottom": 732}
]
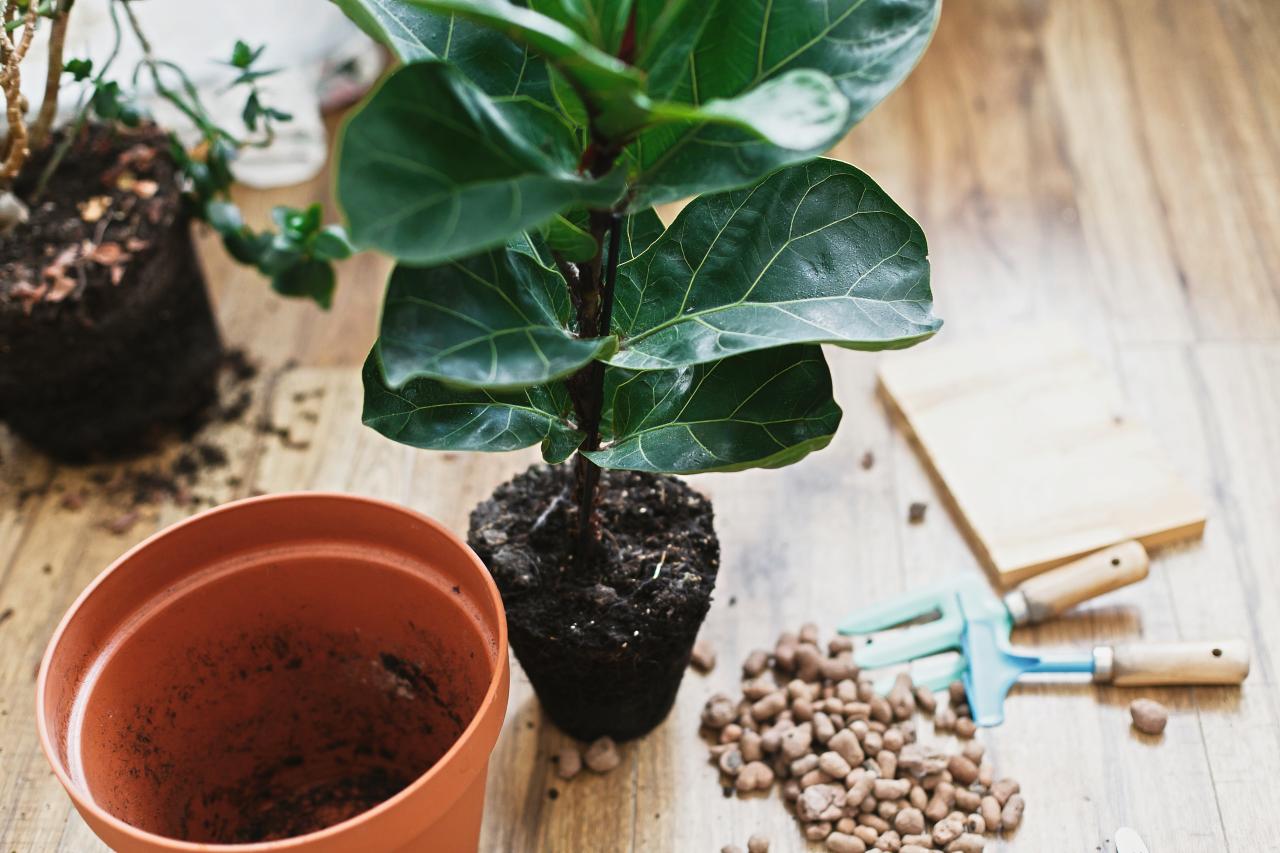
[
  {"left": 33, "top": 0, "right": 122, "bottom": 200},
  {"left": 0, "top": 3, "right": 35, "bottom": 184},
  {"left": 31, "top": 3, "right": 71, "bottom": 149}
]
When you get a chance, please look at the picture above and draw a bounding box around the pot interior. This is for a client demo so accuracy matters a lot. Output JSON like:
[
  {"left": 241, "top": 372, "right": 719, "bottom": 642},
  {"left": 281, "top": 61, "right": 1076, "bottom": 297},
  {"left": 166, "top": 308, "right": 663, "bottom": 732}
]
[{"left": 55, "top": 543, "right": 493, "bottom": 844}]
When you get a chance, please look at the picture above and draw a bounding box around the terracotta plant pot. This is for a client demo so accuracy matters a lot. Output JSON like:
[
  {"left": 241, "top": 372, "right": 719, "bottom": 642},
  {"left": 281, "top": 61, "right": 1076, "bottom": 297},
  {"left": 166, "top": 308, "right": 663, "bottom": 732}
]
[{"left": 37, "top": 493, "right": 509, "bottom": 853}]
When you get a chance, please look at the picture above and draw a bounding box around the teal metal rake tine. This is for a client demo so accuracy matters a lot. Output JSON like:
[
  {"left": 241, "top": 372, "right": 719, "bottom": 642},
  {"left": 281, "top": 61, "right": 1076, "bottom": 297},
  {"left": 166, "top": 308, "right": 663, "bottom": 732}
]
[
  {"left": 857, "top": 616, "right": 962, "bottom": 669},
  {"left": 838, "top": 581, "right": 960, "bottom": 634}
]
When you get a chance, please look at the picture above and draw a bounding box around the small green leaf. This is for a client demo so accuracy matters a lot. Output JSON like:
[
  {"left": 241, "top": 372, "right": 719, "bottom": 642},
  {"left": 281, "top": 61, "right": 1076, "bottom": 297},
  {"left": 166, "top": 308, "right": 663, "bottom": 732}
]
[
  {"left": 586, "top": 345, "right": 842, "bottom": 473},
  {"left": 310, "top": 226, "right": 354, "bottom": 262},
  {"left": 220, "top": 230, "right": 271, "bottom": 266},
  {"left": 204, "top": 200, "right": 244, "bottom": 234},
  {"left": 255, "top": 233, "right": 304, "bottom": 274},
  {"left": 64, "top": 57, "right": 93, "bottom": 80},
  {"left": 610, "top": 159, "right": 938, "bottom": 369},
  {"left": 274, "top": 203, "right": 322, "bottom": 241},
  {"left": 362, "top": 348, "right": 583, "bottom": 462},
  {"left": 378, "top": 247, "right": 614, "bottom": 390},
  {"left": 229, "top": 39, "right": 263, "bottom": 69},
  {"left": 230, "top": 67, "right": 281, "bottom": 87},
  {"left": 337, "top": 60, "right": 623, "bottom": 265},
  {"left": 541, "top": 213, "right": 597, "bottom": 262},
  {"left": 272, "top": 259, "right": 336, "bottom": 309},
  {"left": 242, "top": 91, "right": 262, "bottom": 130}
]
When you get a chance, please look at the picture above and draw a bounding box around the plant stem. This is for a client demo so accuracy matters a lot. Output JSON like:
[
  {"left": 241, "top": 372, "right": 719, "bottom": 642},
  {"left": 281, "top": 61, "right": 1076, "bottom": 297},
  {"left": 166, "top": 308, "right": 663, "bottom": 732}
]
[
  {"left": 571, "top": 214, "right": 622, "bottom": 560},
  {"left": 0, "top": 2, "right": 36, "bottom": 185},
  {"left": 33, "top": 0, "right": 121, "bottom": 201},
  {"left": 30, "top": 1, "right": 71, "bottom": 150}
]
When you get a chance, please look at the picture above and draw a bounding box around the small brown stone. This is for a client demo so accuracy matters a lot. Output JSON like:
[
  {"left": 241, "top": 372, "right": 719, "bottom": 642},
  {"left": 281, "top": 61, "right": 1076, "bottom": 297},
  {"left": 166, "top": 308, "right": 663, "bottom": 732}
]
[
  {"left": 555, "top": 746, "right": 582, "bottom": 779},
  {"left": 1129, "top": 698, "right": 1169, "bottom": 735},
  {"left": 584, "top": 736, "right": 620, "bottom": 773},
  {"left": 743, "top": 649, "right": 770, "bottom": 677},
  {"left": 690, "top": 639, "right": 717, "bottom": 672}
]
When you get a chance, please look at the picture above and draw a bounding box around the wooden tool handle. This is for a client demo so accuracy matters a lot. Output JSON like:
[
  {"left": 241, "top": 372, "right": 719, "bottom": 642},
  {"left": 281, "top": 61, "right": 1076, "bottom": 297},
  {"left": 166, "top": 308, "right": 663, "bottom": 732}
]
[
  {"left": 1097, "top": 639, "right": 1250, "bottom": 686},
  {"left": 1005, "top": 540, "right": 1149, "bottom": 625}
]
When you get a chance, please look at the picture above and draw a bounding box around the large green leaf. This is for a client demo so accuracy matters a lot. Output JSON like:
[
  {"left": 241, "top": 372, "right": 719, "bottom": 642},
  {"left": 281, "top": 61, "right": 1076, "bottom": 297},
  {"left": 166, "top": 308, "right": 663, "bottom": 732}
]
[
  {"left": 620, "top": 206, "right": 663, "bottom": 262},
  {"left": 403, "top": 0, "right": 652, "bottom": 137},
  {"left": 363, "top": 348, "right": 583, "bottom": 462},
  {"left": 586, "top": 345, "right": 842, "bottom": 473},
  {"left": 378, "top": 248, "right": 613, "bottom": 389},
  {"left": 609, "top": 159, "right": 938, "bottom": 370},
  {"left": 400, "top": 0, "right": 851, "bottom": 148},
  {"left": 541, "top": 212, "right": 598, "bottom": 262},
  {"left": 528, "top": 0, "right": 633, "bottom": 53},
  {"left": 632, "top": 0, "right": 716, "bottom": 98},
  {"left": 626, "top": 0, "right": 941, "bottom": 208},
  {"left": 337, "top": 61, "right": 623, "bottom": 265},
  {"left": 331, "top": 0, "right": 552, "bottom": 102},
  {"left": 645, "top": 70, "right": 849, "bottom": 152}
]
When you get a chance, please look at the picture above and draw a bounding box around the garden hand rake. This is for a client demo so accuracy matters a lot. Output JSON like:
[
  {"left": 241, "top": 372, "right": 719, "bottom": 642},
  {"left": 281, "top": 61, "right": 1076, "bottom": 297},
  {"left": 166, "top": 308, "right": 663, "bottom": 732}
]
[
  {"left": 958, "top": 595, "right": 1250, "bottom": 726},
  {"left": 840, "top": 541, "right": 1149, "bottom": 691}
]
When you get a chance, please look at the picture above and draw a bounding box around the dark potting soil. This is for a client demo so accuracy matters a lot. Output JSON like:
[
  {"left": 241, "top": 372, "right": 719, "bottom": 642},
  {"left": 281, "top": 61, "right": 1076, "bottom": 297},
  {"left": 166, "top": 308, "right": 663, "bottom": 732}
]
[
  {"left": 469, "top": 464, "right": 719, "bottom": 740},
  {"left": 0, "top": 122, "right": 222, "bottom": 460},
  {"left": 229, "top": 766, "right": 412, "bottom": 843},
  {"left": 102, "top": 624, "right": 479, "bottom": 845}
]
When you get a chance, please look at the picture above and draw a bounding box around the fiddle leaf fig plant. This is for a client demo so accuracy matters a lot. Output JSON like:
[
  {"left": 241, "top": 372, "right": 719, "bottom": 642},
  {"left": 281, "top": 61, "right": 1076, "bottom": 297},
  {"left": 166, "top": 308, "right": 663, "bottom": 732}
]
[{"left": 335, "top": 0, "right": 942, "bottom": 555}]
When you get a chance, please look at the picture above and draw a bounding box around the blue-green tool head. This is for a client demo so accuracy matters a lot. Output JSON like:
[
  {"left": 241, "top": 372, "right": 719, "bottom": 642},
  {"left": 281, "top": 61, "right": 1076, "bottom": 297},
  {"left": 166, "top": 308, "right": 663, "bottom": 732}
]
[
  {"left": 958, "top": 596, "right": 1098, "bottom": 726},
  {"left": 842, "top": 575, "right": 1012, "bottom": 670},
  {"left": 958, "top": 598, "right": 1037, "bottom": 727}
]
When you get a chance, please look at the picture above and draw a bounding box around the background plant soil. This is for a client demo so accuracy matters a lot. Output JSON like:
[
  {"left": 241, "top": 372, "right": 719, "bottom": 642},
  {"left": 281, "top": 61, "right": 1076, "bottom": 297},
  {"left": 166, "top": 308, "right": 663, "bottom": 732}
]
[
  {"left": 0, "top": 123, "right": 222, "bottom": 460},
  {"left": 469, "top": 464, "right": 719, "bottom": 741}
]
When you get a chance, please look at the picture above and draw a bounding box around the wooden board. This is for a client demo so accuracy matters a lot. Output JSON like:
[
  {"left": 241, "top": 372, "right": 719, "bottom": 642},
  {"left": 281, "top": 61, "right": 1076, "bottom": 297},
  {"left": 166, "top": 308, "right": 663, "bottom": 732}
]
[{"left": 878, "top": 324, "right": 1206, "bottom": 584}]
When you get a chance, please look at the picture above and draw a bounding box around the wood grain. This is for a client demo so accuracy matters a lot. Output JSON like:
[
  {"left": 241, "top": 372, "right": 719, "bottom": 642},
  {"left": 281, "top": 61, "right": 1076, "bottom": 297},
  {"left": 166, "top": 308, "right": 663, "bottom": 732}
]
[
  {"left": 878, "top": 324, "right": 1206, "bottom": 583},
  {"left": 3, "top": 1, "right": 1280, "bottom": 850}
]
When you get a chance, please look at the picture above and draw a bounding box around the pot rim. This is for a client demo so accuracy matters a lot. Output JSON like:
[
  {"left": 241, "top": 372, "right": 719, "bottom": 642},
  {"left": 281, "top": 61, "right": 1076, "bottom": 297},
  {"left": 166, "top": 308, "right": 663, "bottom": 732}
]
[{"left": 35, "top": 490, "right": 509, "bottom": 852}]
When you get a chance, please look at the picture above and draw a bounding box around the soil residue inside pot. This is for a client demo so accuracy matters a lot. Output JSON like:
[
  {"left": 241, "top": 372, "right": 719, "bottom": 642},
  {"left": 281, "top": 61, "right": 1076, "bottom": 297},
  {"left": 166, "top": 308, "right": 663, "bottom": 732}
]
[
  {"left": 469, "top": 464, "right": 719, "bottom": 740},
  {"left": 0, "top": 123, "right": 222, "bottom": 460},
  {"left": 66, "top": 538, "right": 494, "bottom": 846}
]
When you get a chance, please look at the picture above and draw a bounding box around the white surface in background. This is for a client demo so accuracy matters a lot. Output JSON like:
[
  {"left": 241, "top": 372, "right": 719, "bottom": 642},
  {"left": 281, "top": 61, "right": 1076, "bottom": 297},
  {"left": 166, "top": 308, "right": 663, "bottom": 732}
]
[{"left": 18, "top": 0, "right": 376, "bottom": 187}]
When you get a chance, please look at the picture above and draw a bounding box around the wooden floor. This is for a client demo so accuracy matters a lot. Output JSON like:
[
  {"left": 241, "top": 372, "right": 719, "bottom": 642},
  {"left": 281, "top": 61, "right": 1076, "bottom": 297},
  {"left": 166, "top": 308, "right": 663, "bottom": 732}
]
[{"left": 3, "top": 0, "right": 1280, "bottom": 849}]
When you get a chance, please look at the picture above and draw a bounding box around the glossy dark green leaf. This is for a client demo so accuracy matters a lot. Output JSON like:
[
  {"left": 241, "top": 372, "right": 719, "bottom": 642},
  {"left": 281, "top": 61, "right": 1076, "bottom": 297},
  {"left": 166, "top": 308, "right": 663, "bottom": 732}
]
[
  {"left": 627, "top": 0, "right": 941, "bottom": 208},
  {"left": 362, "top": 348, "right": 583, "bottom": 462},
  {"left": 528, "top": 0, "right": 632, "bottom": 53},
  {"left": 402, "top": 0, "right": 651, "bottom": 137},
  {"left": 620, "top": 206, "right": 663, "bottom": 262},
  {"left": 632, "top": 0, "right": 714, "bottom": 97},
  {"left": 397, "top": 0, "right": 850, "bottom": 147},
  {"left": 645, "top": 70, "right": 849, "bottom": 152},
  {"left": 337, "top": 61, "right": 623, "bottom": 265},
  {"left": 585, "top": 345, "right": 841, "bottom": 473},
  {"left": 541, "top": 213, "right": 597, "bottom": 262},
  {"left": 331, "top": 0, "right": 552, "bottom": 103},
  {"left": 610, "top": 159, "right": 938, "bottom": 370},
  {"left": 378, "top": 247, "right": 614, "bottom": 389}
]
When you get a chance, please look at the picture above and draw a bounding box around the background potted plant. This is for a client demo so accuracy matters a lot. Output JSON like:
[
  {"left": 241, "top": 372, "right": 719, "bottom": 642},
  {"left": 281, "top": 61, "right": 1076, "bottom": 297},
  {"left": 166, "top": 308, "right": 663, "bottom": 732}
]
[
  {"left": 334, "top": 0, "right": 942, "bottom": 740},
  {"left": 0, "top": 0, "right": 348, "bottom": 461}
]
